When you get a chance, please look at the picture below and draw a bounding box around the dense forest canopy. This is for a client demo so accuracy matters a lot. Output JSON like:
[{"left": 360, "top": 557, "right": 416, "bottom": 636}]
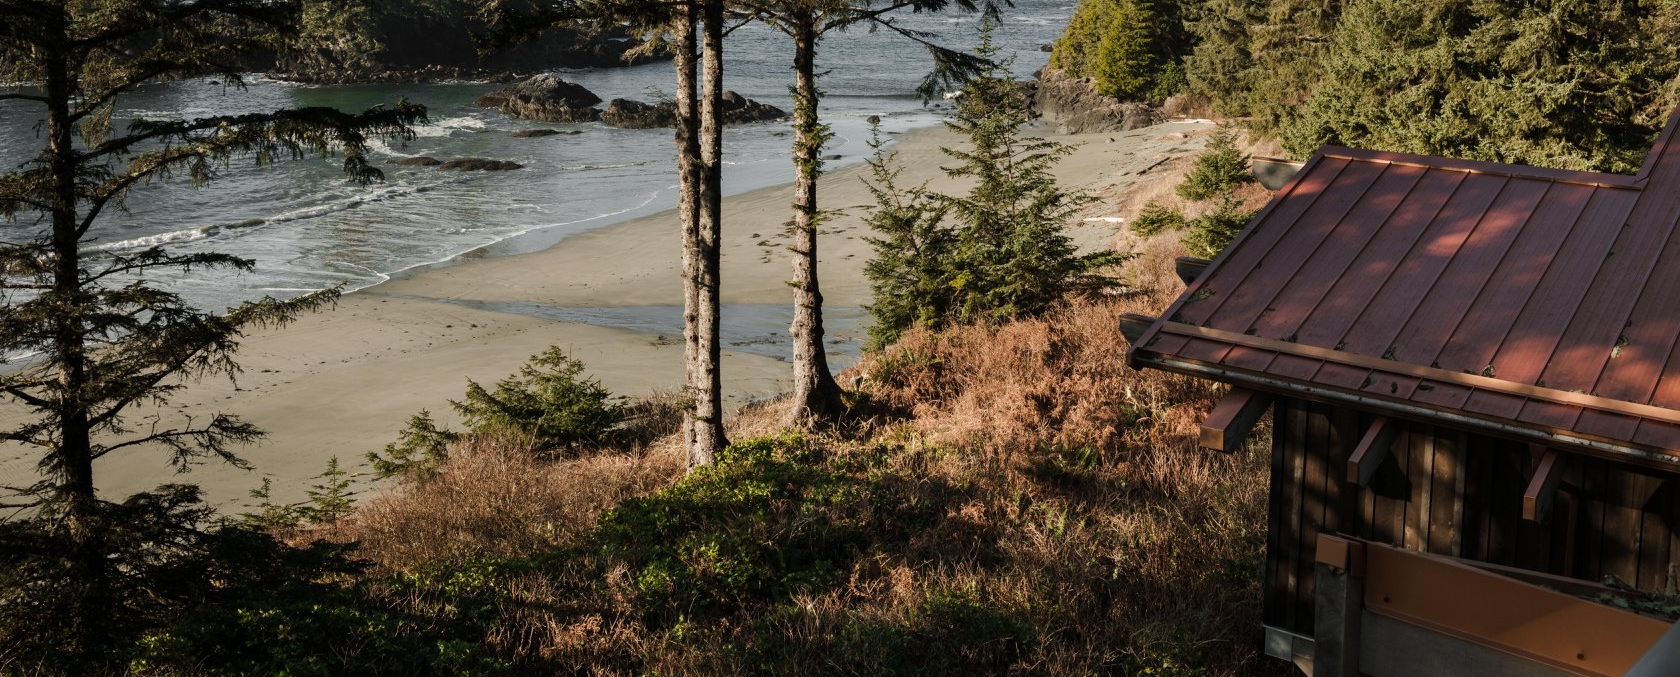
[{"left": 1052, "top": 0, "right": 1680, "bottom": 172}]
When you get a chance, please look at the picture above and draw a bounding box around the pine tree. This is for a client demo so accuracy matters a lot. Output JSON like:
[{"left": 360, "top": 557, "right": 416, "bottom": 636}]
[
  {"left": 938, "top": 27, "right": 1128, "bottom": 324},
  {"left": 734, "top": 0, "right": 988, "bottom": 427},
  {"left": 0, "top": 0, "right": 423, "bottom": 665},
  {"left": 864, "top": 23, "right": 1127, "bottom": 343}
]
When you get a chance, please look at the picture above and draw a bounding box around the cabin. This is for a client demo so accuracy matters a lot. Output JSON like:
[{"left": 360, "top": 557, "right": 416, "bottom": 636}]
[{"left": 1122, "top": 115, "right": 1680, "bottom": 677}]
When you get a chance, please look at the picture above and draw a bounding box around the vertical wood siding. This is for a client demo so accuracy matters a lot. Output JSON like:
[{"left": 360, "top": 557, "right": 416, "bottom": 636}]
[{"left": 1266, "top": 398, "right": 1679, "bottom": 636}]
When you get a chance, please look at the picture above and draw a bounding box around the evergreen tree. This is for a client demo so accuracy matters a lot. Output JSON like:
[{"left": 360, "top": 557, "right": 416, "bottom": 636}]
[
  {"left": 0, "top": 0, "right": 423, "bottom": 666},
  {"left": 733, "top": 0, "right": 988, "bottom": 426},
  {"left": 864, "top": 25, "right": 1127, "bottom": 345}
]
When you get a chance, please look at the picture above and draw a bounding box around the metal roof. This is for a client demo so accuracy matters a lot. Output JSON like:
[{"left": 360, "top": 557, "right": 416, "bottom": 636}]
[{"left": 1129, "top": 112, "right": 1680, "bottom": 469}]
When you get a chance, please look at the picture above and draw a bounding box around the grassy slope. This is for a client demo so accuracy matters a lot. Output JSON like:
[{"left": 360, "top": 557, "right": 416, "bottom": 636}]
[{"left": 252, "top": 243, "right": 1286, "bottom": 676}]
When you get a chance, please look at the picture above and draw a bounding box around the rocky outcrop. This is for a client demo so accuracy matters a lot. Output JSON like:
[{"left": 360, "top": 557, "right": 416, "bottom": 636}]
[
  {"left": 267, "top": 11, "right": 667, "bottom": 85},
  {"left": 393, "top": 156, "right": 522, "bottom": 171},
  {"left": 440, "top": 158, "right": 523, "bottom": 171},
  {"left": 717, "top": 90, "right": 787, "bottom": 125},
  {"left": 474, "top": 75, "right": 602, "bottom": 124},
  {"left": 599, "top": 91, "right": 787, "bottom": 129},
  {"left": 1033, "top": 67, "right": 1162, "bottom": 134},
  {"left": 510, "top": 129, "right": 581, "bottom": 138},
  {"left": 600, "top": 99, "right": 675, "bottom": 129}
]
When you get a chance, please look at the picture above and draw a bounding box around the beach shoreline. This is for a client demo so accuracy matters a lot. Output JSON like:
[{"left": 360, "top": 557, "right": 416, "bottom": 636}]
[{"left": 0, "top": 119, "right": 1213, "bottom": 511}]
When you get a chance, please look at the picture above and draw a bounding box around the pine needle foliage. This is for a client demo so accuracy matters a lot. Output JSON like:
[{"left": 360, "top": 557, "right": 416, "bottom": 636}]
[
  {"left": 0, "top": 0, "right": 424, "bottom": 669},
  {"left": 369, "top": 348, "right": 623, "bottom": 481},
  {"left": 864, "top": 23, "right": 1129, "bottom": 349}
]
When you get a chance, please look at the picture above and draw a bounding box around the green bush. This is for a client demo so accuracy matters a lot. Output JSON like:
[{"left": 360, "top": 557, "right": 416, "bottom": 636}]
[
  {"left": 1176, "top": 128, "right": 1252, "bottom": 201},
  {"left": 369, "top": 348, "right": 621, "bottom": 479},
  {"left": 1182, "top": 195, "right": 1257, "bottom": 258},
  {"left": 596, "top": 435, "right": 950, "bottom": 624},
  {"left": 1128, "top": 200, "right": 1186, "bottom": 236}
]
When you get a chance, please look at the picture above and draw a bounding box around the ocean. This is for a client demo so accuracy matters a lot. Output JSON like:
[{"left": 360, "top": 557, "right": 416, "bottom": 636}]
[{"left": 0, "top": 4, "right": 1071, "bottom": 319}]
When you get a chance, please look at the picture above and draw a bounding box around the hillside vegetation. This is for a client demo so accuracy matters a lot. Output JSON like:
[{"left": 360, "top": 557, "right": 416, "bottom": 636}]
[
  {"left": 1052, "top": 0, "right": 1680, "bottom": 172},
  {"left": 115, "top": 255, "right": 1280, "bottom": 676}
]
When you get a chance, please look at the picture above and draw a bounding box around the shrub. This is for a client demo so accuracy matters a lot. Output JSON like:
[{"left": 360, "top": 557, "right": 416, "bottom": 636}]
[
  {"left": 1183, "top": 194, "right": 1257, "bottom": 258},
  {"left": 454, "top": 346, "right": 621, "bottom": 452},
  {"left": 369, "top": 348, "right": 622, "bottom": 480},
  {"left": 1129, "top": 200, "right": 1186, "bottom": 236},
  {"left": 1176, "top": 128, "right": 1252, "bottom": 201}
]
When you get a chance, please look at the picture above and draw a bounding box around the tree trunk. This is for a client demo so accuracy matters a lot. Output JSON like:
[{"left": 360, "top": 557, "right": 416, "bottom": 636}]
[
  {"left": 690, "top": 0, "right": 727, "bottom": 464},
  {"left": 44, "top": 33, "right": 104, "bottom": 664},
  {"left": 786, "top": 19, "right": 844, "bottom": 427},
  {"left": 678, "top": 1, "right": 725, "bottom": 467}
]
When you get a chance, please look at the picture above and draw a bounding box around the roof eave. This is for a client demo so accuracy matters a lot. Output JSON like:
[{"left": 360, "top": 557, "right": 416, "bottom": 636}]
[{"left": 1134, "top": 351, "right": 1680, "bottom": 475}]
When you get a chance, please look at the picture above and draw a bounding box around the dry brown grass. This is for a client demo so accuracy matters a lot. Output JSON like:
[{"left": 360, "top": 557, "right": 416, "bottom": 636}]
[
  {"left": 317, "top": 249, "right": 1284, "bottom": 675},
  {"left": 337, "top": 435, "right": 684, "bottom": 571}
]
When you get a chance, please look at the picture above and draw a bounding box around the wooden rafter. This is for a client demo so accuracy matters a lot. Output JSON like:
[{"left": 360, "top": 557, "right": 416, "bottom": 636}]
[
  {"left": 1347, "top": 416, "right": 1398, "bottom": 486},
  {"left": 1523, "top": 449, "right": 1565, "bottom": 523},
  {"left": 1201, "top": 387, "right": 1273, "bottom": 453}
]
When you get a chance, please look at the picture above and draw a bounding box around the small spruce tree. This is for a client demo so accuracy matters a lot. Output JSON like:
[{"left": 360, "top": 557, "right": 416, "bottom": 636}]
[{"left": 864, "top": 23, "right": 1128, "bottom": 346}]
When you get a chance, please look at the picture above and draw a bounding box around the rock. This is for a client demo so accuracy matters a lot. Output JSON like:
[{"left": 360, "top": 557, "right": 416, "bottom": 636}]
[
  {"left": 439, "top": 158, "right": 524, "bottom": 171},
  {"left": 510, "top": 128, "right": 580, "bottom": 138},
  {"left": 474, "top": 74, "right": 601, "bottom": 123},
  {"left": 600, "top": 91, "right": 787, "bottom": 129},
  {"left": 1033, "top": 67, "right": 1163, "bottom": 134},
  {"left": 718, "top": 90, "right": 786, "bottom": 124},
  {"left": 600, "top": 98, "right": 675, "bottom": 129},
  {"left": 396, "top": 156, "right": 442, "bottom": 166},
  {"left": 865, "top": 115, "right": 881, "bottom": 125}
]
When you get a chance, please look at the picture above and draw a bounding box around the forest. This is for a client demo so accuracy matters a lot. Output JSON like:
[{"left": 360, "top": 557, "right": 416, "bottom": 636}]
[{"left": 1052, "top": 0, "right": 1680, "bottom": 172}]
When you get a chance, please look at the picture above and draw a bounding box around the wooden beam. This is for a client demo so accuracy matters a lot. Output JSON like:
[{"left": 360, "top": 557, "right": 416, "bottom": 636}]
[
  {"left": 1200, "top": 387, "right": 1273, "bottom": 453},
  {"left": 1119, "top": 312, "right": 1155, "bottom": 345},
  {"left": 1347, "top": 416, "right": 1399, "bottom": 486},
  {"left": 1524, "top": 450, "right": 1564, "bottom": 523},
  {"left": 1175, "top": 256, "right": 1211, "bottom": 285}
]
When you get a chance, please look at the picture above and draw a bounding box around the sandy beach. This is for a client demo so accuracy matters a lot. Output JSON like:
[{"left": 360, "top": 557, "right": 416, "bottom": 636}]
[{"left": 0, "top": 119, "right": 1212, "bottom": 511}]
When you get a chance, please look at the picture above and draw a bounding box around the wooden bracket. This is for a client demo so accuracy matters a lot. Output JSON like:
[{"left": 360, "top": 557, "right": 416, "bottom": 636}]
[
  {"left": 1200, "top": 388, "right": 1273, "bottom": 453},
  {"left": 1524, "top": 449, "right": 1565, "bottom": 523},
  {"left": 1119, "top": 313, "right": 1156, "bottom": 345},
  {"left": 1347, "top": 416, "right": 1399, "bottom": 486},
  {"left": 1175, "top": 256, "right": 1211, "bottom": 285}
]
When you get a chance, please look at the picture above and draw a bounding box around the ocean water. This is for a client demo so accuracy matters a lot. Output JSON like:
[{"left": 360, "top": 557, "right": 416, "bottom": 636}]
[{"left": 0, "top": 4, "right": 1072, "bottom": 317}]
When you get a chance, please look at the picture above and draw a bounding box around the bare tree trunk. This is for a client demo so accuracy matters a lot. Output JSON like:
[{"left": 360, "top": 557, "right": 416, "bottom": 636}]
[
  {"left": 679, "top": 0, "right": 726, "bottom": 467},
  {"left": 689, "top": 0, "right": 727, "bottom": 464},
  {"left": 675, "top": 4, "right": 706, "bottom": 465},
  {"left": 786, "top": 18, "right": 844, "bottom": 427}
]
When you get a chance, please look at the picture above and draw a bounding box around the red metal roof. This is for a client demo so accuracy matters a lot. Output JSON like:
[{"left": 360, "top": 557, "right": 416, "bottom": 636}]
[{"left": 1129, "top": 112, "right": 1680, "bottom": 469}]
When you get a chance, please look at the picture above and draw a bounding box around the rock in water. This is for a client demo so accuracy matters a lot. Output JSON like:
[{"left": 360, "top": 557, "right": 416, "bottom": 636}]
[
  {"left": 474, "top": 75, "right": 602, "bottom": 124},
  {"left": 440, "top": 158, "right": 524, "bottom": 171},
  {"left": 718, "top": 90, "right": 786, "bottom": 124},
  {"left": 395, "top": 156, "right": 442, "bottom": 166},
  {"left": 510, "top": 128, "right": 579, "bottom": 138},
  {"left": 600, "top": 91, "right": 787, "bottom": 129},
  {"left": 600, "top": 99, "right": 675, "bottom": 129},
  {"left": 1033, "top": 67, "right": 1162, "bottom": 134}
]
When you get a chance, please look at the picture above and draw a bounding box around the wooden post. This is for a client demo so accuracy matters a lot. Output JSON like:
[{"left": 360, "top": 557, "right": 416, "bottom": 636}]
[{"left": 1314, "top": 534, "right": 1366, "bottom": 677}]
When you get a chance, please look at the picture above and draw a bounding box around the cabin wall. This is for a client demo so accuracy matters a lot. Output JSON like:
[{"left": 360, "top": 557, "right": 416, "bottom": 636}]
[{"left": 1264, "top": 398, "right": 1680, "bottom": 637}]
